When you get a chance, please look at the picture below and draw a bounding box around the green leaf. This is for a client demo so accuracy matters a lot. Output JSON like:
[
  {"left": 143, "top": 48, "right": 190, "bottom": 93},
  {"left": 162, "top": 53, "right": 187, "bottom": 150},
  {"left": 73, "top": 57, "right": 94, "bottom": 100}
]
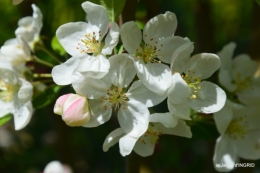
[
  {"left": 32, "top": 85, "right": 62, "bottom": 109},
  {"left": 89, "top": 0, "right": 126, "bottom": 22},
  {"left": 256, "top": 0, "right": 260, "bottom": 5},
  {"left": 0, "top": 114, "right": 12, "bottom": 126},
  {"left": 51, "top": 36, "right": 66, "bottom": 56}
]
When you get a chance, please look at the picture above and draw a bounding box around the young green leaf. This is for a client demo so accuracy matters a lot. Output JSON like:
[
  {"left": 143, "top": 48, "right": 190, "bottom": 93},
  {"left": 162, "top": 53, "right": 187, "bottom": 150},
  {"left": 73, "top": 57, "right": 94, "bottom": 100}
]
[
  {"left": 32, "top": 85, "right": 62, "bottom": 109},
  {"left": 51, "top": 36, "right": 66, "bottom": 56},
  {"left": 0, "top": 114, "right": 12, "bottom": 126},
  {"left": 89, "top": 0, "right": 126, "bottom": 22}
]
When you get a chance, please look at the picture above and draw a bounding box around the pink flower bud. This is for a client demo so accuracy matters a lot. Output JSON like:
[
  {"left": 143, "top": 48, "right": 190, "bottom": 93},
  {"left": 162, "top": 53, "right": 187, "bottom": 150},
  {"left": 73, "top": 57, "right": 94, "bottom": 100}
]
[{"left": 54, "top": 94, "right": 90, "bottom": 127}]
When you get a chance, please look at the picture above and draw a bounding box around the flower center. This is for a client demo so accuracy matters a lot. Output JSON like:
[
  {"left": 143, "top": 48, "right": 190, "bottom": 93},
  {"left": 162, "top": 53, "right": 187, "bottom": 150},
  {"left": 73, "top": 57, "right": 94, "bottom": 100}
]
[
  {"left": 139, "top": 124, "right": 162, "bottom": 145},
  {"left": 234, "top": 73, "right": 254, "bottom": 92},
  {"left": 101, "top": 86, "right": 129, "bottom": 111},
  {"left": 0, "top": 79, "right": 13, "bottom": 102},
  {"left": 135, "top": 40, "right": 164, "bottom": 64},
  {"left": 226, "top": 116, "right": 249, "bottom": 139},
  {"left": 77, "top": 31, "right": 103, "bottom": 56},
  {"left": 181, "top": 71, "right": 201, "bottom": 99}
]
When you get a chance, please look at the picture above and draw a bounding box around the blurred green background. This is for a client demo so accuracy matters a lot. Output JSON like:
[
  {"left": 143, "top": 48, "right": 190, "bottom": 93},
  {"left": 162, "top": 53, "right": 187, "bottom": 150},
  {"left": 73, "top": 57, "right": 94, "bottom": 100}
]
[{"left": 0, "top": 0, "right": 260, "bottom": 172}]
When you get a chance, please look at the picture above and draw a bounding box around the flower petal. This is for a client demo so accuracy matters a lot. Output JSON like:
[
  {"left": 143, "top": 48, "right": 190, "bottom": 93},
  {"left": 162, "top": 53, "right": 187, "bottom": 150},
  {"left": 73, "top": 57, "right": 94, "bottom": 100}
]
[
  {"left": 127, "top": 80, "right": 166, "bottom": 107},
  {"left": 218, "top": 70, "right": 237, "bottom": 92},
  {"left": 13, "top": 102, "right": 33, "bottom": 130},
  {"left": 56, "top": 22, "right": 94, "bottom": 56},
  {"left": 119, "top": 135, "right": 138, "bottom": 156},
  {"left": 168, "top": 73, "right": 190, "bottom": 104},
  {"left": 143, "top": 12, "right": 177, "bottom": 45},
  {"left": 103, "top": 128, "right": 124, "bottom": 152},
  {"left": 167, "top": 99, "right": 191, "bottom": 120},
  {"left": 76, "top": 54, "right": 110, "bottom": 79},
  {"left": 72, "top": 74, "right": 110, "bottom": 99},
  {"left": 213, "top": 135, "right": 237, "bottom": 172},
  {"left": 81, "top": 1, "right": 108, "bottom": 40},
  {"left": 108, "top": 54, "right": 136, "bottom": 88},
  {"left": 150, "top": 112, "right": 178, "bottom": 128},
  {"left": 217, "top": 42, "right": 236, "bottom": 71},
  {"left": 118, "top": 100, "right": 149, "bottom": 138},
  {"left": 18, "top": 78, "right": 33, "bottom": 104},
  {"left": 236, "top": 131, "right": 260, "bottom": 160},
  {"left": 171, "top": 42, "right": 194, "bottom": 73},
  {"left": 189, "top": 81, "right": 226, "bottom": 114},
  {"left": 82, "top": 99, "right": 112, "bottom": 127},
  {"left": 120, "top": 21, "right": 142, "bottom": 54},
  {"left": 155, "top": 120, "right": 192, "bottom": 138},
  {"left": 156, "top": 36, "right": 191, "bottom": 64},
  {"left": 133, "top": 59, "right": 172, "bottom": 95},
  {"left": 187, "top": 53, "right": 221, "bottom": 80},
  {"left": 133, "top": 136, "right": 155, "bottom": 157},
  {"left": 51, "top": 56, "right": 84, "bottom": 85},
  {"left": 102, "top": 22, "right": 119, "bottom": 55},
  {"left": 213, "top": 99, "right": 234, "bottom": 135}
]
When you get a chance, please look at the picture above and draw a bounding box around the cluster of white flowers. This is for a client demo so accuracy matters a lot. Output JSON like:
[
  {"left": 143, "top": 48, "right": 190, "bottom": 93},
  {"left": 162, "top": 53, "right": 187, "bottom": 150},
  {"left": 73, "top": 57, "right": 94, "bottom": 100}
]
[
  {"left": 0, "top": 4, "right": 43, "bottom": 130},
  {"left": 52, "top": 1, "right": 227, "bottom": 158},
  {"left": 213, "top": 42, "right": 260, "bottom": 172},
  {"left": 1, "top": 1, "right": 260, "bottom": 172}
]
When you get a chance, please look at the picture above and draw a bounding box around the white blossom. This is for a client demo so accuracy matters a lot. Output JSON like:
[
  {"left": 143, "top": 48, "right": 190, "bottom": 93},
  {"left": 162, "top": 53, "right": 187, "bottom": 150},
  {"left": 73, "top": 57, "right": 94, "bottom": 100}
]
[
  {"left": 213, "top": 99, "right": 260, "bottom": 172},
  {"left": 0, "top": 60, "right": 33, "bottom": 130}
]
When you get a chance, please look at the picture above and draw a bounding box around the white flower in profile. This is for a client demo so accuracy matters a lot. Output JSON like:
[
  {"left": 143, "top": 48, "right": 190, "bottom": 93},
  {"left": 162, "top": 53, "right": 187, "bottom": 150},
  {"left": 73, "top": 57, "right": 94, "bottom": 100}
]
[
  {"left": 53, "top": 1, "right": 119, "bottom": 84},
  {"left": 0, "top": 59, "right": 33, "bottom": 130},
  {"left": 72, "top": 54, "right": 165, "bottom": 138},
  {"left": 0, "top": 36, "right": 31, "bottom": 73},
  {"left": 103, "top": 112, "right": 192, "bottom": 157},
  {"left": 120, "top": 12, "right": 190, "bottom": 95},
  {"left": 217, "top": 42, "right": 260, "bottom": 106},
  {"left": 15, "top": 4, "right": 43, "bottom": 49},
  {"left": 43, "top": 160, "right": 73, "bottom": 173},
  {"left": 168, "top": 42, "right": 226, "bottom": 120},
  {"left": 213, "top": 99, "right": 260, "bottom": 172}
]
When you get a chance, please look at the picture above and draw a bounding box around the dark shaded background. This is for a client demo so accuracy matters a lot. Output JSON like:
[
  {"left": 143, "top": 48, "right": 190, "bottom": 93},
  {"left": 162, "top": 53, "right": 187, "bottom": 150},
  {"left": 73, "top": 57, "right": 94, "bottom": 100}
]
[{"left": 0, "top": 0, "right": 260, "bottom": 172}]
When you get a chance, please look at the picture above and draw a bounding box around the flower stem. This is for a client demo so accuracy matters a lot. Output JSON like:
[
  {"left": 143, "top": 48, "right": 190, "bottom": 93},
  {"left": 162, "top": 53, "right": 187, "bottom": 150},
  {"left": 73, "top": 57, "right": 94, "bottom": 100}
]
[
  {"left": 33, "top": 73, "right": 52, "bottom": 78},
  {"left": 37, "top": 46, "right": 62, "bottom": 64},
  {"left": 33, "top": 56, "right": 54, "bottom": 68}
]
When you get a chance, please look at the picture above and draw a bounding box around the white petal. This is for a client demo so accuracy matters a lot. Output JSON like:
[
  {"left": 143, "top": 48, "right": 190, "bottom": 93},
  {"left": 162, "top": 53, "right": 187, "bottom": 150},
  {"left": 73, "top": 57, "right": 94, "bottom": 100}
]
[
  {"left": 43, "top": 161, "right": 65, "bottom": 173},
  {"left": 102, "top": 22, "right": 119, "bottom": 55},
  {"left": 143, "top": 12, "right": 177, "bottom": 45},
  {"left": 108, "top": 54, "right": 136, "bottom": 88},
  {"left": 189, "top": 81, "right": 226, "bottom": 114},
  {"left": 103, "top": 128, "right": 124, "bottom": 152},
  {"left": 236, "top": 131, "right": 260, "bottom": 160},
  {"left": 82, "top": 99, "right": 112, "bottom": 127},
  {"left": 134, "top": 60, "right": 172, "bottom": 96},
  {"left": 15, "top": 27, "right": 34, "bottom": 43},
  {"left": 167, "top": 99, "right": 191, "bottom": 120},
  {"left": 218, "top": 70, "right": 237, "bottom": 92},
  {"left": 217, "top": 42, "right": 236, "bottom": 71},
  {"left": 56, "top": 22, "right": 94, "bottom": 56},
  {"left": 171, "top": 42, "right": 194, "bottom": 73},
  {"left": 118, "top": 100, "right": 149, "bottom": 138},
  {"left": 156, "top": 36, "right": 191, "bottom": 64},
  {"left": 187, "top": 53, "right": 221, "bottom": 80},
  {"left": 0, "top": 100, "right": 12, "bottom": 117},
  {"left": 133, "top": 136, "right": 155, "bottom": 157},
  {"left": 120, "top": 21, "right": 142, "bottom": 54},
  {"left": 81, "top": 1, "right": 108, "bottom": 40},
  {"left": 168, "top": 73, "right": 190, "bottom": 104},
  {"left": 156, "top": 120, "right": 192, "bottom": 138},
  {"left": 18, "top": 78, "right": 33, "bottom": 103},
  {"left": 72, "top": 74, "right": 110, "bottom": 99},
  {"left": 150, "top": 112, "right": 178, "bottom": 128},
  {"left": 17, "top": 36, "right": 31, "bottom": 59},
  {"left": 119, "top": 135, "right": 138, "bottom": 156},
  {"left": 213, "top": 135, "right": 237, "bottom": 172},
  {"left": 213, "top": 99, "right": 233, "bottom": 135},
  {"left": 127, "top": 80, "right": 166, "bottom": 107},
  {"left": 13, "top": 102, "right": 33, "bottom": 130},
  {"left": 76, "top": 54, "right": 110, "bottom": 79},
  {"left": 51, "top": 56, "right": 84, "bottom": 85}
]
